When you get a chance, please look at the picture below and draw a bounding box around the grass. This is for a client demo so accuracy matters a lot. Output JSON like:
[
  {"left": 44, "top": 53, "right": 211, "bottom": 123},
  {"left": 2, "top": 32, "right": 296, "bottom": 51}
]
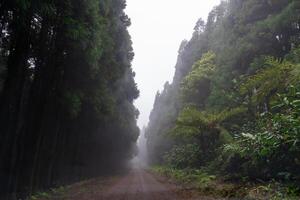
[
  {"left": 151, "top": 166, "right": 241, "bottom": 198},
  {"left": 28, "top": 186, "right": 69, "bottom": 200},
  {"left": 247, "top": 182, "right": 300, "bottom": 200},
  {"left": 27, "top": 175, "right": 119, "bottom": 200},
  {"left": 151, "top": 165, "right": 300, "bottom": 199},
  {"left": 152, "top": 166, "right": 216, "bottom": 186}
]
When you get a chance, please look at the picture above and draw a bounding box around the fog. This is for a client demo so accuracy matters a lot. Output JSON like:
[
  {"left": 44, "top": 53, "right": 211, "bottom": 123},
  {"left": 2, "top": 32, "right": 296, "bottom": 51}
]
[
  {"left": 126, "top": 0, "right": 221, "bottom": 168},
  {"left": 126, "top": 0, "right": 221, "bottom": 128},
  {"left": 2, "top": 0, "right": 298, "bottom": 199}
]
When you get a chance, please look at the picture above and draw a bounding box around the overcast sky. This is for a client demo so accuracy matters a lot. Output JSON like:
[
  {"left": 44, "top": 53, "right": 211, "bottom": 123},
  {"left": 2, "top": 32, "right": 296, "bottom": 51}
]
[{"left": 126, "top": 0, "right": 220, "bottom": 128}]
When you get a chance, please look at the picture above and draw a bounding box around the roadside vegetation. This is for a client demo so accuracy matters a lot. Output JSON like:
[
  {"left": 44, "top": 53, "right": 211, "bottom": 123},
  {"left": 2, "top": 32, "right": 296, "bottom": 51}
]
[
  {"left": 146, "top": 0, "right": 300, "bottom": 199},
  {"left": 152, "top": 166, "right": 300, "bottom": 200}
]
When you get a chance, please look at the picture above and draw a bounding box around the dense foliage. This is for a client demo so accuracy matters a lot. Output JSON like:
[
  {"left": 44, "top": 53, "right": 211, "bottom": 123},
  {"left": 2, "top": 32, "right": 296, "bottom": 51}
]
[
  {"left": 146, "top": 0, "right": 300, "bottom": 185},
  {"left": 0, "top": 0, "right": 139, "bottom": 199}
]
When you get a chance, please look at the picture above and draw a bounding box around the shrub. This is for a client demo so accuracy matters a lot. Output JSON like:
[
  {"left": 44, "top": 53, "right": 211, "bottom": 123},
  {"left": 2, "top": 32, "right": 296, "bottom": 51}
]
[
  {"left": 222, "top": 86, "right": 300, "bottom": 180},
  {"left": 164, "top": 144, "right": 202, "bottom": 169}
]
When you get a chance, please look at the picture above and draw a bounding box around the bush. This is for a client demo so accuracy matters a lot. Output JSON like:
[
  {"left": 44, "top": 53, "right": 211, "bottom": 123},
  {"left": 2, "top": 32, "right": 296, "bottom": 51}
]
[
  {"left": 164, "top": 144, "right": 202, "bottom": 169},
  {"left": 221, "top": 86, "right": 300, "bottom": 180},
  {"left": 151, "top": 166, "right": 216, "bottom": 186}
]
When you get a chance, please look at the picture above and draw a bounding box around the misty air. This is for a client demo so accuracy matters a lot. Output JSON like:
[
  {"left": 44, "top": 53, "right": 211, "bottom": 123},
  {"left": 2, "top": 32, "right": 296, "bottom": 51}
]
[{"left": 0, "top": 0, "right": 300, "bottom": 200}]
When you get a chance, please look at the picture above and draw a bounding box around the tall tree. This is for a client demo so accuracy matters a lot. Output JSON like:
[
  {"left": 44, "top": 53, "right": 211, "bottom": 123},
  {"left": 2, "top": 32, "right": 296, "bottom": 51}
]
[{"left": 0, "top": 0, "right": 139, "bottom": 199}]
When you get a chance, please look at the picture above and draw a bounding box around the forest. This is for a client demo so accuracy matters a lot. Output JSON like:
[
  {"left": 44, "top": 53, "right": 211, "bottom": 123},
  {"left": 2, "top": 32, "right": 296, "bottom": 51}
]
[
  {"left": 146, "top": 0, "right": 300, "bottom": 198},
  {"left": 1, "top": 0, "right": 300, "bottom": 199},
  {"left": 0, "top": 0, "right": 139, "bottom": 199}
]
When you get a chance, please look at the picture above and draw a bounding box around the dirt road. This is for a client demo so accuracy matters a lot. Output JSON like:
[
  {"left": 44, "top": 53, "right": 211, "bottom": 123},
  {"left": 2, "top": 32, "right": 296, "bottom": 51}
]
[
  {"left": 101, "top": 167, "right": 179, "bottom": 199},
  {"left": 44, "top": 167, "right": 219, "bottom": 200}
]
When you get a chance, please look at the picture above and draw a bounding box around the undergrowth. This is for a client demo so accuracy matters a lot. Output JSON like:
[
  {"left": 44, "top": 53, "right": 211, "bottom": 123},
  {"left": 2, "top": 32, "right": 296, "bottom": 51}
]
[
  {"left": 151, "top": 165, "right": 300, "bottom": 199},
  {"left": 28, "top": 186, "right": 67, "bottom": 200}
]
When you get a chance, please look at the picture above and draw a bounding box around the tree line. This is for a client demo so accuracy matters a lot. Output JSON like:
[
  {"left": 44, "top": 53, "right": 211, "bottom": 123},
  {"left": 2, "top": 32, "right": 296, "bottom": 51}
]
[
  {"left": 146, "top": 0, "right": 300, "bottom": 184},
  {"left": 0, "top": 0, "right": 139, "bottom": 199}
]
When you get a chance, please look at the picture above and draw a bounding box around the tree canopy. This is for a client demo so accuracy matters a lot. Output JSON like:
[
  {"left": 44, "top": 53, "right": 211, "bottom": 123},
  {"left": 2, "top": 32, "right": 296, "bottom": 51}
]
[
  {"left": 0, "top": 0, "right": 139, "bottom": 198},
  {"left": 146, "top": 0, "right": 300, "bottom": 183}
]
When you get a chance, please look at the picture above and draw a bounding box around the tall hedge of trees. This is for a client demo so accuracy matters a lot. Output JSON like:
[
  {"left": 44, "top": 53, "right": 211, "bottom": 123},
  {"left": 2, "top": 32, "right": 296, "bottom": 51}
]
[
  {"left": 146, "top": 0, "right": 300, "bottom": 182},
  {"left": 0, "top": 0, "right": 139, "bottom": 199}
]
